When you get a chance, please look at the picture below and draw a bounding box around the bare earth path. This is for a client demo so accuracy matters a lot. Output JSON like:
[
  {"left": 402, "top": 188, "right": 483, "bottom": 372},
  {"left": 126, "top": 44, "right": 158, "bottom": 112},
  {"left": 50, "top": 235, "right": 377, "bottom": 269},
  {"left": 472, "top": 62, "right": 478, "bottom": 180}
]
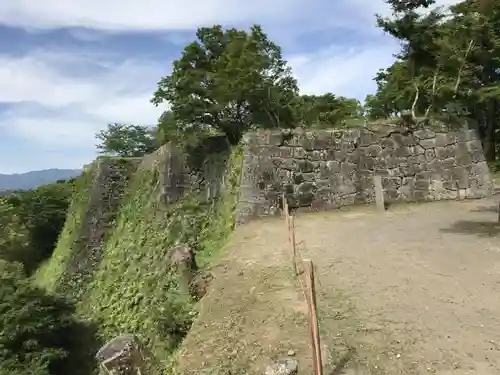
[{"left": 294, "top": 198, "right": 500, "bottom": 374}]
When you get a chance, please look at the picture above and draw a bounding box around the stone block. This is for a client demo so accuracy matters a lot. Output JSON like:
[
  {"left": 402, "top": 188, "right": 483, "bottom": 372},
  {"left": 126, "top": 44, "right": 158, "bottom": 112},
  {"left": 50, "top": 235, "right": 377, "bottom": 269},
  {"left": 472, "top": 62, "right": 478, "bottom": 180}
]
[{"left": 414, "top": 129, "right": 436, "bottom": 139}]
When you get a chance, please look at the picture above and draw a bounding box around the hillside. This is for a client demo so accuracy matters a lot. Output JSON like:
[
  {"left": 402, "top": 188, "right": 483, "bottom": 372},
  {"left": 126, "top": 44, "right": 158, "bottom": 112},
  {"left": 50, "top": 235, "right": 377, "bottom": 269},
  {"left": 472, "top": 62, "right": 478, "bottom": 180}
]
[
  {"left": 34, "top": 139, "right": 241, "bottom": 375},
  {"left": 0, "top": 169, "right": 81, "bottom": 191}
]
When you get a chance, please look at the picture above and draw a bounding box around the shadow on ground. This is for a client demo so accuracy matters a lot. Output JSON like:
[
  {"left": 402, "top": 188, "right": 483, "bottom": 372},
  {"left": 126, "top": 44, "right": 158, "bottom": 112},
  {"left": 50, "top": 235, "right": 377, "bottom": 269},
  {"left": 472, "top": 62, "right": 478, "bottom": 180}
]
[
  {"left": 470, "top": 204, "right": 499, "bottom": 214},
  {"left": 441, "top": 219, "right": 500, "bottom": 237},
  {"left": 327, "top": 347, "right": 356, "bottom": 375}
]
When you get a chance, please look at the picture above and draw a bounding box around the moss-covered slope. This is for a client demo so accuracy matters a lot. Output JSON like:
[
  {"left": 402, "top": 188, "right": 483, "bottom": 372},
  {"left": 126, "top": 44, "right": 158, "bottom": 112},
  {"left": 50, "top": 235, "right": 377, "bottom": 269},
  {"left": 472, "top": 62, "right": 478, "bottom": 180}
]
[{"left": 34, "top": 144, "right": 242, "bottom": 374}]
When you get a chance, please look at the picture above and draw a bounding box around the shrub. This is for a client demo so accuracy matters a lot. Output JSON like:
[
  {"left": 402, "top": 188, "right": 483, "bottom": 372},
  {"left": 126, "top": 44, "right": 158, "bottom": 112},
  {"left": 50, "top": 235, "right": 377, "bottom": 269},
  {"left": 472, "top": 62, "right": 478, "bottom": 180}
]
[{"left": 0, "top": 260, "right": 96, "bottom": 375}]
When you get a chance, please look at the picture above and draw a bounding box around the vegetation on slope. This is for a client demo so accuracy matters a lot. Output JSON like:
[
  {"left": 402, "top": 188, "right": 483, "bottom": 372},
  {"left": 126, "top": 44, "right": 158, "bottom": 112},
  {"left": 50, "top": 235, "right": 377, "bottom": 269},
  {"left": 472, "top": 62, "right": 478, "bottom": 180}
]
[
  {"left": 31, "top": 143, "right": 242, "bottom": 374},
  {"left": 34, "top": 167, "right": 98, "bottom": 291}
]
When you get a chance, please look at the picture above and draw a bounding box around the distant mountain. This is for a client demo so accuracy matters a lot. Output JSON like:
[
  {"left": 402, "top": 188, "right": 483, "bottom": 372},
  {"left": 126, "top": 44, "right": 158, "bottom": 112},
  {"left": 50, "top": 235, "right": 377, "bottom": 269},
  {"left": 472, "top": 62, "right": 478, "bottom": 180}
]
[{"left": 0, "top": 169, "right": 82, "bottom": 191}]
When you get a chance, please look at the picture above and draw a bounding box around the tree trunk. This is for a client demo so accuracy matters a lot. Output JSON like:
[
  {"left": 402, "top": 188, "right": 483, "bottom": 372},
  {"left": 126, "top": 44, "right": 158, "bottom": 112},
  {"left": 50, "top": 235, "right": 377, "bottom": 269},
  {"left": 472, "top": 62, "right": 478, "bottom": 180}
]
[{"left": 483, "top": 101, "right": 497, "bottom": 162}]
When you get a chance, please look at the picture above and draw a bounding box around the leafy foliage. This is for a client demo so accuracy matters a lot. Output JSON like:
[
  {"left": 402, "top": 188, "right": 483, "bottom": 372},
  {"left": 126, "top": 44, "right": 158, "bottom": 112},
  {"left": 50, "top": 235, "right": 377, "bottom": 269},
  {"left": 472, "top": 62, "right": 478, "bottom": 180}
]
[
  {"left": 0, "top": 181, "right": 72, "bottom": 275},
  {"left": 367, "top": 0, "right": 500, "bottom": 160},
  {"left": 96, "top": 123, "right": 158, "bottom": 157},
  {"left": 0, "top": 260, "right": 95, "bottom": 375},
  {"left": 152, "top": 25, "right": 300, "bottom": 144},
  {"left": 34, "top": 169, "right": 96, "bottom": 291},
  {"left": 297, "top": 94, "right": 364, "bottom": 128}
]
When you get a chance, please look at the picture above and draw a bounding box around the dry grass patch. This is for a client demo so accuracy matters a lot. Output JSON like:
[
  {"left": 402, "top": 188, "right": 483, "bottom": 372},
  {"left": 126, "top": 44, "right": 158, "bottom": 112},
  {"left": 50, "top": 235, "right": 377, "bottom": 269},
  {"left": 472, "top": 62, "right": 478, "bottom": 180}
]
[{"left": 174, "top": 220, "right": 313, "bottom": 375}]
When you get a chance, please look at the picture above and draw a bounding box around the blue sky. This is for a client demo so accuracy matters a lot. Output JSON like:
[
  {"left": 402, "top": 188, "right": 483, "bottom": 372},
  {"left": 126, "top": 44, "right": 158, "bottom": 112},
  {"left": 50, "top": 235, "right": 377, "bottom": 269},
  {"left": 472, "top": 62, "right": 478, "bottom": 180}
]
[{"left": 0, "top": 0, "right": 458, "bottom": 173}]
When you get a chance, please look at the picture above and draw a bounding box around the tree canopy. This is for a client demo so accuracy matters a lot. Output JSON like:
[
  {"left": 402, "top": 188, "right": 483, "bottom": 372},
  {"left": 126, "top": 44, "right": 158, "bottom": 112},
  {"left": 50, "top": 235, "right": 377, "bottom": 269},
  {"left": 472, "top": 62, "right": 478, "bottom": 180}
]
[
  {"left": 366, "top": 0, "right": 500, "bottom": 160},
  {"left": 151, "top": 25, "right": 300, "bottom": 145},
  {"left": 96, "top": 123, "right": 158, "bottom": 157},
  {"left": 0, "top": 180, "right": 72, "bottom": 275},
  {"left": 0, "top": 261, "right": 93, "bottom": 375}
]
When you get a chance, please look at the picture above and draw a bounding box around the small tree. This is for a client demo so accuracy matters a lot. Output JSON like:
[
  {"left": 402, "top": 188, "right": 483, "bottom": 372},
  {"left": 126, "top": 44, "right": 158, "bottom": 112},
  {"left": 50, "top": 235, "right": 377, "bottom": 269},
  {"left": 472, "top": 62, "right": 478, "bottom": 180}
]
[
  {"left": 96, "top": 123, "right": 157, "bottom": 157},
  {"left": 0, "top": 260, "right": 90, "bottom": 375},
  {"left": 0, "top": 182, "right": 72, "bottom": 275},
  {"left": 152, "top": 25, "right": 299, "bottom": 145},
  {"left": 297, "top": 93, "right": 363, "bottom": 128}
]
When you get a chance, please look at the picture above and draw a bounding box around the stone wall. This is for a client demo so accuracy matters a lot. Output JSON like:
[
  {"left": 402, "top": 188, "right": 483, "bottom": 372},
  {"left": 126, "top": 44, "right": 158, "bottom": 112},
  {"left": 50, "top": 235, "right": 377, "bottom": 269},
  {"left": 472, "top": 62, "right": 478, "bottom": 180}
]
[
  {"left": 236, "top": 125, "right": 494, "bottom": 224},
  {"left": 140, "top": 136, "right": 232, "bottom": 206},
  {"left": 58, "top": 158, "right": 139, "bottom": 299}
]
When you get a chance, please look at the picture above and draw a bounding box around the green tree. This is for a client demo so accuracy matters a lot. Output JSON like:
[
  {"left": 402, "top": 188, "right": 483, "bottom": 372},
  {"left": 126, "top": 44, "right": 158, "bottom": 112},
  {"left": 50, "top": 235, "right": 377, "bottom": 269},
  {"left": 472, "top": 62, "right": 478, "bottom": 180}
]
[
  {"left": 0, "top": 260, "right": 93, "bottom": 375},
  {"left": 96, "top": 123, "right": 157, "bottom": 157},
  {"left": 0, "top": 200, "right": 29, "bottom": 269},
  {"left": 297, "top": 93, "right": 363, "bottom": 128},
  {"left": 152, "top": 25, "right": 299, "bottom": 145},
  {"left": 2, "top": 182, "right": 72, "bottom": 274},
  {"left": 366, "top": 0, "right": 500, "bottom": 160}
]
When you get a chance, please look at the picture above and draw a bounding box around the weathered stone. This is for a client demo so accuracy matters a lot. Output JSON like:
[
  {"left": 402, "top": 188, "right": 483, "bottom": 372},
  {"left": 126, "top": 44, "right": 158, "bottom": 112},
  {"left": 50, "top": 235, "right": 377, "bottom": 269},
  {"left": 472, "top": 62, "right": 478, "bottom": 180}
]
[
  {"left": 96, "top": 335, "right": 144, "bottom": 375},
  {"left": 359, "top": 130, "right": 379, "bottom": 146},
  {"left": 307, "top": 149, "right": 329, "bottom": 161},
  {"left": 414, "top": 129, "right": 436, "bottom": 139},
  {"left": 269, "top": 132, "right": 284, "bottom": 146},
  {"left": 380, "top": 137, "right": 396, "bottom": 149},
  {"left": 467, "top": 140, "right": 483, "bottom": 152},
  {"left": 402, "top": 135, "right": 417, "bottom": 146},
  {"left": 359, "top": 156, "right": 376, "bottom": 170},
  {"left": 457, "top": 129, "right": 476, "bottom": 142},
  {"left": 312, "top": 132, "right": 331, "bottom": 149},
  {"left": 391, "top": 133, "right": 405, "bottom": 146},
  {"left": 366, "top": 144, "right": 383, "bottom": 157},
  {"left": 293, "top": 147, "right": 307, "bottom": 158},
  {"left": 412, "top": 145, "right": 425, "bottom": 155},
  {"left": 341, "top": 162, "right": 356, "bottom": 176},
  {"left": 435, "top": 146, "right": 452, "bottom": 160},
  {"left": 456, "top": 153, "right": 472, "bottom": 166},
  {"left": 236, "top": 126, "right": 493, "bottom": 224},
  {"left": 395, "top": 146, "right": 410, "bottom": 157},
  {"left": 190, "top": 271, "right": 213, "bottom": 299},
  {"left": 169, "top": 244, "right": 198, "bottom": 294},
  {"left": 265, "top": 359, "right": 299, "bottom": 375},
  {"left": 280, "top": 158, "right": 296, "bottom": 171},
  {"left": 270, "top": 146, "right": 293, "bottom": 158},
  {"left": 435, "top": 133, "right": 455, "bottom": 147},
  {"left": 419, "top": 137, "right": 437, "bottom": 149},
  {"left": 333, "top": 150, "right": 347, "bottom": 160},
  {"left": 296, "top": 159, "right": 314, "bottom": 173}
]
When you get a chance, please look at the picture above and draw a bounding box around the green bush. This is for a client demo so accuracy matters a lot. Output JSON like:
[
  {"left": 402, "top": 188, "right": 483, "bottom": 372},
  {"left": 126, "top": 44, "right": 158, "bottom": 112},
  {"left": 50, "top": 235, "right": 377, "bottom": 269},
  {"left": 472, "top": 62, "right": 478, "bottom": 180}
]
[
  {"left": 0, "top": 260, "right": 97, "bottom": 375},
  {"left": 1, "top": 180, "right": 73, "bottom": 274}
]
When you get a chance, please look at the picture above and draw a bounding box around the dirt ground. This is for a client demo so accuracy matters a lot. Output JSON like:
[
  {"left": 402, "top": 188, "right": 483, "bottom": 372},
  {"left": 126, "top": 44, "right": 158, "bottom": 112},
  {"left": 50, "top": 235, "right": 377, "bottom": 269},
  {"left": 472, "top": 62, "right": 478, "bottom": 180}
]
[
  {"left": 177, "top": 197, "right": 500, "bottom": 375},
  {"left": 296, "top": 198, "right": 500, "bottom": 375}
]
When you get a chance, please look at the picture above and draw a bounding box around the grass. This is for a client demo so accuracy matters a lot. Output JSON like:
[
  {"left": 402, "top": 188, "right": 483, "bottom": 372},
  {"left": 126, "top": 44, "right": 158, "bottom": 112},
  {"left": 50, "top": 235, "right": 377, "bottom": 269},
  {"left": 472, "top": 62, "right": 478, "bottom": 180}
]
[
  {"left": 34, "top": 165, "right": 98, "bottom": 291},
  {"left": 35, "top": 145, "right": 243, "bottom": 375}
]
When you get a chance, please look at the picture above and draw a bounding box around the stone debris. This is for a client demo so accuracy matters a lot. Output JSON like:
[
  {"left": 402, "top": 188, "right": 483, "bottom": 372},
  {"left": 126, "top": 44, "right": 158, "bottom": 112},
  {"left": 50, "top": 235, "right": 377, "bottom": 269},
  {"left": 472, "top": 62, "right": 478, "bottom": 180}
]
[{"left": 265, "top": 359, "right": 299, "bottom": 375}]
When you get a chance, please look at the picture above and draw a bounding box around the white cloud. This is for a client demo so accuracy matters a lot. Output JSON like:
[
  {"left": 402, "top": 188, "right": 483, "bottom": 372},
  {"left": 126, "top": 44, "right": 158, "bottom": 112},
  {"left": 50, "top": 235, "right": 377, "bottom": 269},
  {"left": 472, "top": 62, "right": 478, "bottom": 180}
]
[
  {"left": 0, "top": 0, "right": 303, "bottom": 30},
  {"left": 0, "top": 49, "right": 166, "bottom": 172},
  {"left": 288, "top": 41, "right": 399, "bottom": 100},
  {"left": 0, "top": 0, "right": 462, "bottom": 34}
]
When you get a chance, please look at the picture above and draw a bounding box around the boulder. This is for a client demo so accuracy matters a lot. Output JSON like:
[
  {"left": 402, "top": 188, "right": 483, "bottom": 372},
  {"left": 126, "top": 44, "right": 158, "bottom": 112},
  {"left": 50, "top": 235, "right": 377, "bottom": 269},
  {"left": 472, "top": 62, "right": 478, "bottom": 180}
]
[
  {"left": 96, "top": 334, "right": 144, "bottom": 375},
  {"left": 168, "top": 244, "right": 198, "bottom": 294}
]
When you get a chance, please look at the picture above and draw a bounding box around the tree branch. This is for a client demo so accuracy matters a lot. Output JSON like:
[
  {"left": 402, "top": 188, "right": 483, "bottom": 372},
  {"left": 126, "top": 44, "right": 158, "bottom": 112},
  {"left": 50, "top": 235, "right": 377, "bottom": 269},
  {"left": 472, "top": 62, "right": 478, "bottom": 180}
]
[
  {"left": 453, "top": 39, "right": 475, "bottom": 97},
  {"left": 411, "top": 81, "right": 420, "bottom": 119},
  {"left": 424, "top": 69, "right": 439, "bottom": 117}
]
